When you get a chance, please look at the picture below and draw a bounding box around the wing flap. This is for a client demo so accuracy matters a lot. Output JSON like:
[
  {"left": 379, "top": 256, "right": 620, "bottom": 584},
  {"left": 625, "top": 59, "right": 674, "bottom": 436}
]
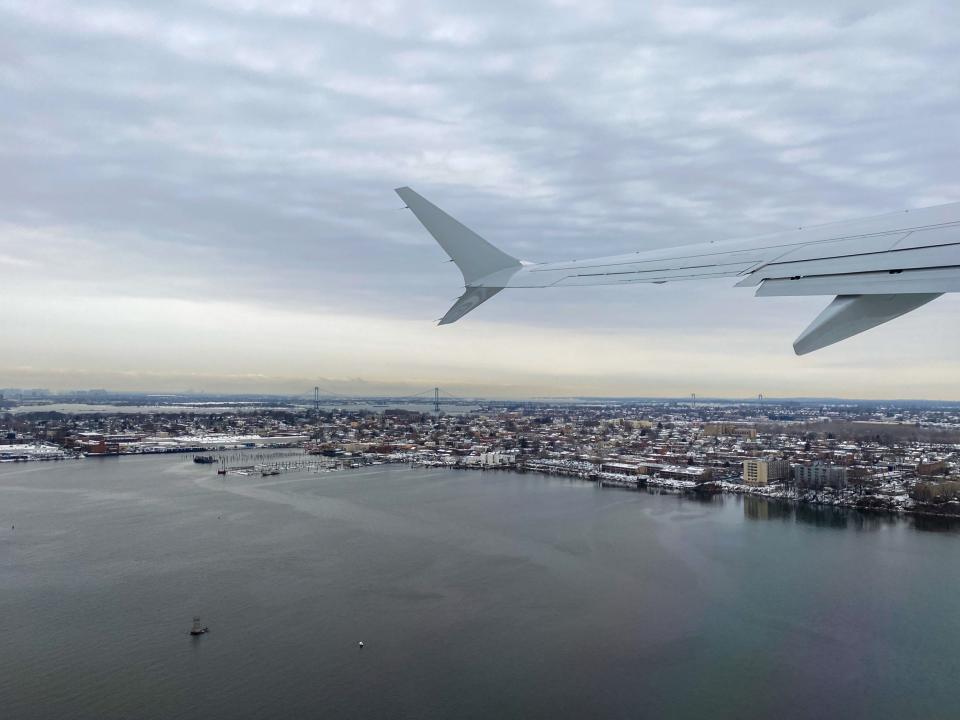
[
  {"left": 740, "top": 243, "right": 960, "bottom": 287},
  {"left": 756, "top": 267, "right": 960, "bottom": 297}
]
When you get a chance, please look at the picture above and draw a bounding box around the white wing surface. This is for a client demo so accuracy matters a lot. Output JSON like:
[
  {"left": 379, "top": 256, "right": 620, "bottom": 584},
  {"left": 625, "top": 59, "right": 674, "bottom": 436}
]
[{"left": 396, "top": 187, "right": 960, "bottom": 353}]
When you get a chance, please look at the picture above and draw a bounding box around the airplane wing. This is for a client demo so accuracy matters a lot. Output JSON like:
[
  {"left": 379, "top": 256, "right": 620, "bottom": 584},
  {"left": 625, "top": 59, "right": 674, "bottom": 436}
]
[{"left": 395, "top": 187, "right": 960, "bottom": 354}]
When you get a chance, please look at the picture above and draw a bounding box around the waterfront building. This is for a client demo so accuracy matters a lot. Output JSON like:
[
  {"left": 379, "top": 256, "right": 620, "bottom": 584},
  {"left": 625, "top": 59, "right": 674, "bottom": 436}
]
[
  {"left": 460, "top": 452, "right": 516, "bottom": 467},
  {"left": 600, "top": 461, "right": 649, "bottom": 476},
  {"left": 743, "top": 458, "right": 790, "bottom": 486},
  {"left": 792, "top": 463, "right": 848, "bottom": 490}
]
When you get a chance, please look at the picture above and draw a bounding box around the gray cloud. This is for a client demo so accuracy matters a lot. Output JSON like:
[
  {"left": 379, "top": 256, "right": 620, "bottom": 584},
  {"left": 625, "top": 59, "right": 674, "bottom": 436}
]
[{"left": 2, "top": 0, "right": 959, "bottom": 394}]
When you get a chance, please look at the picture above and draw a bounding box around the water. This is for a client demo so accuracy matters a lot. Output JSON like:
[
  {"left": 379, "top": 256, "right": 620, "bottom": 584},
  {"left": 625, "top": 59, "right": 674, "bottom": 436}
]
[
  {"left": 8, "top": 401, "right": 482, "bottom": 415},
  {"left": 7, "top": 403, "right": 293, "bottom": 415},
  {"left": 1, "top": 456, "right": 958, "bottom": 719}
]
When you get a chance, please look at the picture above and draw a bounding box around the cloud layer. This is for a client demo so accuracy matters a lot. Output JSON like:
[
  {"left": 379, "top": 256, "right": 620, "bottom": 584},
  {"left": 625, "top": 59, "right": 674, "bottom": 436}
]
[{"left": 2, "top": 0, "right": 959, "bottom": 396}]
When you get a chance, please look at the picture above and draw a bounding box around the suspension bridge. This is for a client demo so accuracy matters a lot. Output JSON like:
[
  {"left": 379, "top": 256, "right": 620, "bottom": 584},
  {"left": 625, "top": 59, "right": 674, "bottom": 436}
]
[{"left": 297, "top": 385, "right": 465, "bottom": 413}]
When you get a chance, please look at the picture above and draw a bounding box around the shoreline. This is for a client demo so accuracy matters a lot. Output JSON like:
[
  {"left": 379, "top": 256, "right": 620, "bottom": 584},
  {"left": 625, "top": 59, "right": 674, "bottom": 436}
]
[
  {"left": 508, "top": 460, "right": 960, "bottom": 521},
  {"left": 5, "top": 448, "right": 959, "bottom": 522}
]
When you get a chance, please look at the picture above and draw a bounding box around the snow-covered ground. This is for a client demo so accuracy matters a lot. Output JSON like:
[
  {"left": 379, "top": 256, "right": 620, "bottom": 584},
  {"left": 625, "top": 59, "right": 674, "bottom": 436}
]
[
  {"left": 140, "top": 434, "right": 309, "bottom": 448},
  {"left": 0, "top": 443, "right": 76, "bottom": 461}
]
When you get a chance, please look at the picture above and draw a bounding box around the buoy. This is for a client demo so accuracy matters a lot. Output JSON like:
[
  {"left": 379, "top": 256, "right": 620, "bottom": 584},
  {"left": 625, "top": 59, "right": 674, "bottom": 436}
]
[{"left": 358, "top": 641, "right": 364, "bottom": 648}]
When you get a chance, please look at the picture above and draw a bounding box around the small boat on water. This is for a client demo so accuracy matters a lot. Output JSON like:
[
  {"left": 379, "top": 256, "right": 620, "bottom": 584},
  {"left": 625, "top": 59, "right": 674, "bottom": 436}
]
[
  {"left": 261, "top": 468, "right": 280, "bottom": 477},
  {"left": 190, "top": 617, "right": 209, "bottom": 636},
  {"left": 194, "top": 456, "right": 216, "bottom": 464},
  {"left": 217, "top": 468, "right": 227, "bottom": 475}
]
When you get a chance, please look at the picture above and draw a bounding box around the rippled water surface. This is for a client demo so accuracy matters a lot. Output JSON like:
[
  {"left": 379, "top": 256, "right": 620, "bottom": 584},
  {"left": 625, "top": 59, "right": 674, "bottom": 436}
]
[{"left": 2, "top": 455, "right": 958, "bottom": 719}]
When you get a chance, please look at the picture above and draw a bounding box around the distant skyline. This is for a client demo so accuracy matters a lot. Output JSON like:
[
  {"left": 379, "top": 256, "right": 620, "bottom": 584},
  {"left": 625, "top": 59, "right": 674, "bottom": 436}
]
[
  {"left": 7, "top": 384, "right": 960, "bottom": 404},
  {"left": 2, "top": 1, "right": 960, "bottom": 398}
]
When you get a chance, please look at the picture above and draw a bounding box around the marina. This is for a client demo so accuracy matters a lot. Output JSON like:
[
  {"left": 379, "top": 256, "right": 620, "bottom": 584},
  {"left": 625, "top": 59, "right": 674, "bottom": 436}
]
[{"left": 213, "top": 457, "right": 344, "bottom": 477}]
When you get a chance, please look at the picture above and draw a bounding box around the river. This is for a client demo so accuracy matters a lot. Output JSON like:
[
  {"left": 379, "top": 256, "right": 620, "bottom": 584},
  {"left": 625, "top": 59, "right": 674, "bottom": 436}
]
[{"left": 1, "top": 455, "right": 957, "bottom": 719}]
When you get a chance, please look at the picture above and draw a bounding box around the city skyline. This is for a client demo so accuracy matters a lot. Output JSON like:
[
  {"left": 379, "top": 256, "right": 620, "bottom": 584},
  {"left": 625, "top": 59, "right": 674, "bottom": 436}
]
[{"left": 3, "top": 1, "right": 960, "bottom": 397}]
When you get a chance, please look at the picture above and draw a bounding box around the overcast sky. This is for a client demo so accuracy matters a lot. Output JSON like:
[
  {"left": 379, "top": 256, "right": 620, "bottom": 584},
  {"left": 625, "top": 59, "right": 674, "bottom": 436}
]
[{"left": 2, "top": 0, "right": 959, "bottom": 398}]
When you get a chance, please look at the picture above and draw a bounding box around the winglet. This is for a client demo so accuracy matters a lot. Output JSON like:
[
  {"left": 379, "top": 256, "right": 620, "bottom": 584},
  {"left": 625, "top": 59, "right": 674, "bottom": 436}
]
[
  {"left": 397, "top": 187, "right": 523, "bottom": 324},
  {"left": 439, "top": 287, "right": 505, "bottom": 325},
  {"left": 395, "top": 187, "right": 521, "bottom": 285}
]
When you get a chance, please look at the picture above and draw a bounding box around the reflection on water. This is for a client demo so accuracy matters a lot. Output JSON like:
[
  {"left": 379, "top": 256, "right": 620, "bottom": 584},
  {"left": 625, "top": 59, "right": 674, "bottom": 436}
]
[
  {"left": 794, "top": 502, "right": 850, "bottom": 529},
  {"left": 682, "top": 489, "right": 726, "bottom": 508},
  {"left": 742, "top": 495, "right": 794, "bottom": 522},
  {"left": 740, "top": 493, "right": 960, "bottom": 533},
  {"left": 908, "top": 513, "right": 960, "bottom": 533}
]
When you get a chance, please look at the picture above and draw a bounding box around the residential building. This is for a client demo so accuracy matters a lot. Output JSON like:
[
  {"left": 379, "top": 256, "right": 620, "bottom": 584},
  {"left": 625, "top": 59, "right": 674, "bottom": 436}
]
[
  {"left": 792, "top": 463, "right": 848, "bottom": 489},
  {"left": 743, "top": 458, "right": 790, "bottom": 486}
]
